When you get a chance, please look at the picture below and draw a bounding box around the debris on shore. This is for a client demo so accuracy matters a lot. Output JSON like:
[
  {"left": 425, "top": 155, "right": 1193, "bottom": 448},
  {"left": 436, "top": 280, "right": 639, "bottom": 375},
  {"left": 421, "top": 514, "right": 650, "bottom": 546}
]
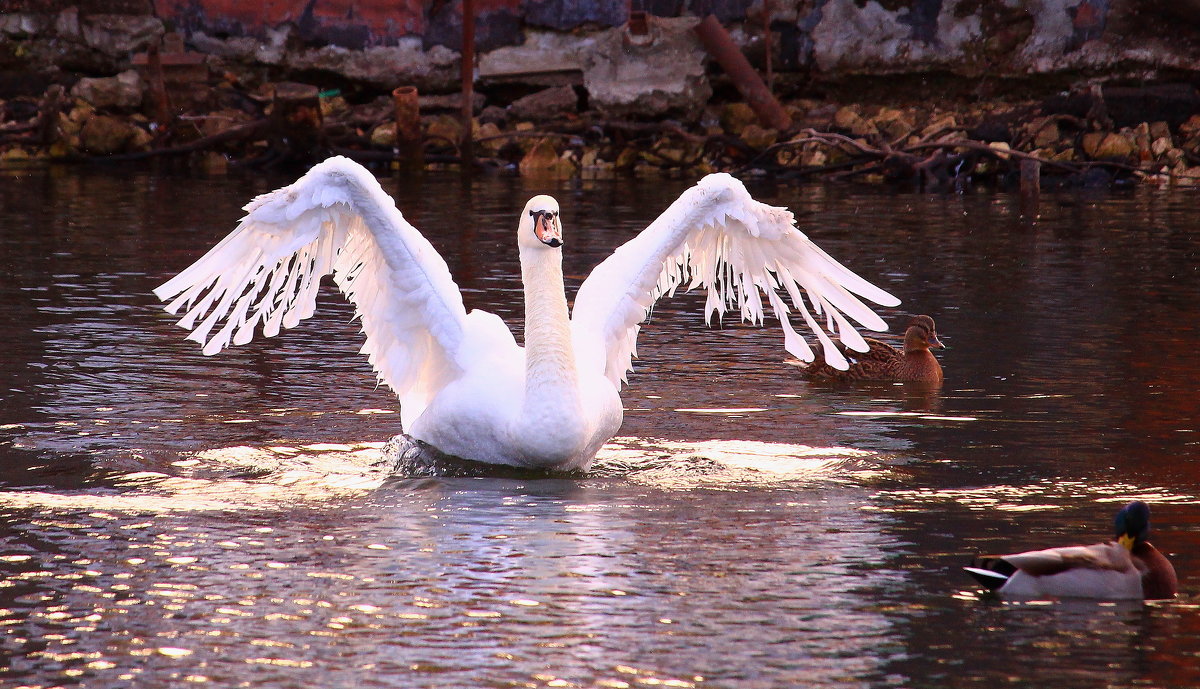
[
  {"left": 3, "top": 7, "right": 1200, "bottom": 190},
  {"left": 7, "top": 69, "right": 1198, "bottom": 190}
]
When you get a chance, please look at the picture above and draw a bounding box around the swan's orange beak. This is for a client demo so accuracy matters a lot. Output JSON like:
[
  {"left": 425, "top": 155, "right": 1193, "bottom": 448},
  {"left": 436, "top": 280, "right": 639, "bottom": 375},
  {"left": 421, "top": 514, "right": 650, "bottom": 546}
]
[{"left": 532, "top": 210, "right": 562, "bottom": 248}]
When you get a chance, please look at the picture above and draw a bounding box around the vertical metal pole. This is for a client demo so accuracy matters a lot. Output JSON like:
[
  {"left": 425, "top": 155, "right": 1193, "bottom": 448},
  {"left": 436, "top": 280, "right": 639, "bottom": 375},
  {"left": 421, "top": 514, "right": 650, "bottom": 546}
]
[
  {"left": 146, "top": 41, "right": 172, "bottom": 129},
  {"left": 1019, "top": 158, "right": 1041, "bottom": 219},
  {"left": 392, "top": 86, "right": 422, "bottom": 171},
  {"left": 763, "top": 0, "right": 773, "bottom": 91},
  {"left": 460, "top": 0, "right": 475, "bottom": 168}
]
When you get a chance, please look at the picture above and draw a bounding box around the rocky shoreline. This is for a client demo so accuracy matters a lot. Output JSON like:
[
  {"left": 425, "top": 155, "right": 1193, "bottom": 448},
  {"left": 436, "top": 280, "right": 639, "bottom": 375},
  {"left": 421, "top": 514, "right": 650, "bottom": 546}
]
[
  {"left": 7, "top": 70, "right": 1200, "bottom": 191},
  {"left": 4, "top": 5, "right": 1200, "bottom": 189}
]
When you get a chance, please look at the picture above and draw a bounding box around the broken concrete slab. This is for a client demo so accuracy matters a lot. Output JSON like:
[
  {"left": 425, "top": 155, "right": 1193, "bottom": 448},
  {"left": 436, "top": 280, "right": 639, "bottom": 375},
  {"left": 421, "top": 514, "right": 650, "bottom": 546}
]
[
  {"left": 582, "top": 16, "right": 711, "bottom": 119},
  {"left": 78, "top": 14, "right": 164, "bottom": 57},
  {"left": 70, "top": 69, "right": 144, "bottom": 111},
  {"left": 279, "top": 39, "right": 460, "bottom": 92},
  {"left": 479, "top": 30, "right": 595, "bottom": 83}
]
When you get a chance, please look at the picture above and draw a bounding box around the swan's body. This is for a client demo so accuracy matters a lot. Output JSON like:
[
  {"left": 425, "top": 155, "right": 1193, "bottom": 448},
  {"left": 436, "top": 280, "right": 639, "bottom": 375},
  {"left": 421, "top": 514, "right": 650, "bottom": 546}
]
[
  {"left": 964, "top": 501, "right": 1177, "bottom": 600},
  {"left": 155, "top": 156, "right": 899, "bottom": 470}
]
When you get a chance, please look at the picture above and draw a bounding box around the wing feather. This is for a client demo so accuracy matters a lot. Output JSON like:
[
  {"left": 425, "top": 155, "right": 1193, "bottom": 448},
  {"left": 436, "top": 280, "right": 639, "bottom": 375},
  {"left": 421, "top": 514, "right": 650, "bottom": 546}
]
[
  {"left": 1003, "top": 543, "right": 1134, "bottom": 575},
  {"left": 571, "top": 173, "right": 900, "bottom": 386},
  {"left": 154, "top": 156, "right": 469, "bottom": 417}
]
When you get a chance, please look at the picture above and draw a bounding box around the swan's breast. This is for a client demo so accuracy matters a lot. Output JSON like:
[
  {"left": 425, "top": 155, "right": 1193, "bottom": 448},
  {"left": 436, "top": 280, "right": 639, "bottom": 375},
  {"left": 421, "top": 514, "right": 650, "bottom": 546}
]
[
  {"left": 509, "top": 369, "right": 621, "bottom": 471},
  {"left": 406, "top": 365, "right": 527, "bottom": 466}
]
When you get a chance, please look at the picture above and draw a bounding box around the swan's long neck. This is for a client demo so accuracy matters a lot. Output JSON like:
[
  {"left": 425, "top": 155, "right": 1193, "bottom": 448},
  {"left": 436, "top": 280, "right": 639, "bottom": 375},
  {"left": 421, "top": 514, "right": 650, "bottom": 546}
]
[{"left": 516, "top": 246, "right": 585, "bottom": 458}]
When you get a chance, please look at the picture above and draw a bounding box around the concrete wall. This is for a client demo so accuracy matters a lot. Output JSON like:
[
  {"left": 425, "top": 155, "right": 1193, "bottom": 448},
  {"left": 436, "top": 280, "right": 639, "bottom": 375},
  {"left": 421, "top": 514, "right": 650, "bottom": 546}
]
[{"left": 3, "top": 1, "right": 1200, "bottom": 101}]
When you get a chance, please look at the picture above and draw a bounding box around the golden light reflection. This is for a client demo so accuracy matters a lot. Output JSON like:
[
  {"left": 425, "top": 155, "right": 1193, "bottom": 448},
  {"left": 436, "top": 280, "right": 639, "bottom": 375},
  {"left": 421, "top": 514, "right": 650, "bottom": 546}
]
[
  {"left": 837, "top": 411, "right": 978, "bottom": 421},
  {"left": 1, "top": 433, "right": 887, "bottom": 519},
  {"left": 873, "top": 480, "right": 1199, "bottom": 511},
  {"left": 0, "top": 440, "right": 390, "bottom": 513},
  {"left": 246, "top": 657, "right": 314, "bottom": 668},
  {"left": 674, "top": 407, "right": 767, "bottom": 413},
  {"left": 594, "top": 436, "right": 887, "bottom": 489},
  {"left": 606, "top": 665, "right": 699, "bottom": 688}
]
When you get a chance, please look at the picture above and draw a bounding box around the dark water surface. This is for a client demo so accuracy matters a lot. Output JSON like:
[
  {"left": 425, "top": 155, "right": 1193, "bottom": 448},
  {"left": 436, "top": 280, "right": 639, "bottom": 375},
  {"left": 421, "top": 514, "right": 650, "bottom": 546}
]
[{"left": 1, "top": 165, "right": 1198, "bottom": 688}]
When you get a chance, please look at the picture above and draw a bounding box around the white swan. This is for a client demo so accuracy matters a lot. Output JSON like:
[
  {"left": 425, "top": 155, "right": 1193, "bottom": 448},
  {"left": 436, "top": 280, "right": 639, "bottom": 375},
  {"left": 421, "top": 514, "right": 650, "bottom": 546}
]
[{"left": 155, "top": 156, "right": 899, "bottom": 471}]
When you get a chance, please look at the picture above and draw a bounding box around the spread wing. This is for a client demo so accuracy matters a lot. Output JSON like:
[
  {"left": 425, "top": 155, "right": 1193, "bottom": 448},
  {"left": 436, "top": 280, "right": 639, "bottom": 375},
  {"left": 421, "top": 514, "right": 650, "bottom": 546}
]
[
  {"left": 153, "top": 156, "right": 469, "bottom": 417},
  {"left": 570, "top": 173, "right": 900, "bottom": 386}
]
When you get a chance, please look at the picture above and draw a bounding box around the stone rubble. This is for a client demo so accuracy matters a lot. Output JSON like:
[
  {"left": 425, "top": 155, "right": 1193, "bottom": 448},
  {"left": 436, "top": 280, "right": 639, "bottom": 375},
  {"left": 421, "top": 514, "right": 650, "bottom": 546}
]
[{"left": 1, "top": 3, "right": 1200, "bottom": 187}]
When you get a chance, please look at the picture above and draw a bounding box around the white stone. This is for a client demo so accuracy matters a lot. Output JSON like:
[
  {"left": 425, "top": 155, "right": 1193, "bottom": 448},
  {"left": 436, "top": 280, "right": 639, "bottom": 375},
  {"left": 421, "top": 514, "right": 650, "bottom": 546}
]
[
  {"left": 479, "top": 30, "right": 596, "bottom": 78},
  {"left": 284, "top": 38, "right": 459, "bottom": 90},
  {"left": 70, "top": 69, "right": 145, "bottom": 111},
  {"left": 0, "top": 13, "right": 46, "bottom": 37},
  {"left": 79, "top": 14, "right": 164, "bottom": 56},
  {"left": 810, "top": 0, "right": 981, "bottom": 72},
  {"left": 582, "top": 16, "right": 710, "bottom": 118}
]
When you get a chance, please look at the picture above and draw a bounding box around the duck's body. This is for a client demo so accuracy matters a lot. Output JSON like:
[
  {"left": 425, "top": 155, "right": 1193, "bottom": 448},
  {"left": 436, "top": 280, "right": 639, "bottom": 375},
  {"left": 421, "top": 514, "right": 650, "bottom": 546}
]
[
  {"left": 155, "top": 157, "right": 900, "bottom": 471},
  {"left": 799, "top": 315, "right": 943, "bottom": 383},
  {"left": 964, "top": 501, "right": 1178, "bottom": 600}
]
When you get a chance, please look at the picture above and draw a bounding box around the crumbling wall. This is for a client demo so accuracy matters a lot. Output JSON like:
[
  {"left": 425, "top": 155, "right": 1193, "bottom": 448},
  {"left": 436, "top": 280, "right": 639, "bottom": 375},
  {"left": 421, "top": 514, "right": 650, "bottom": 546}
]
[
  {"left": 4, "top": 1, "right": 1200, "bottom": 186},
  {"left": 796, "top": 0, "right": 1200, "bottom": 82},
  {"left": 4, "top": 1, "right": 1200, "bottom": 103}
]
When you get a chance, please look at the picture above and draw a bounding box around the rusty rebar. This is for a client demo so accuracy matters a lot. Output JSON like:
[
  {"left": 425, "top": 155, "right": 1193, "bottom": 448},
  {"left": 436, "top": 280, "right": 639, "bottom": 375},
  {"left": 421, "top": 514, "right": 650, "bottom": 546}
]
[
  {"left": 694, "top": 14, "right": 791, "bottom": 131},
  {"left": 392, "top": 85, "right": 422, "bottom": 170},
  {"left": 146, "top": 42, "right": 172, "bottom": 129},
  {"left": 460, "top": 0, "right": 475, "bottom": 168},
  {"left": 629, "top": 10, "right": 648, "bottom": 35}
]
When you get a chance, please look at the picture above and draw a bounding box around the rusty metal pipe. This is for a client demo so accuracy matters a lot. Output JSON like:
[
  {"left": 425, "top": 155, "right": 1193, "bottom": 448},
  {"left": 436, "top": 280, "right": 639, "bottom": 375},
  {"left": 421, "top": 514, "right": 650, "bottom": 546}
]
[
  {"left": 629, "top": 10, "right": 648, "bottom": 35},
  {"left": 460, "top": 0, "right": 475, "bottom": 168},
  {"left": 146, "top": 41, "right": 172, "bottom": 128},
  {"left": 1019, "top": 158, "right": 1040, "bottom": 218},
  {"left": 763, "top": 0, "right": 773, "bottom": 89},
  {"left": 392, "top": 85, "right": 422, "bottom": 170},
  {"left": 694, "top": 14, "right": 791, "bottom": 131}
]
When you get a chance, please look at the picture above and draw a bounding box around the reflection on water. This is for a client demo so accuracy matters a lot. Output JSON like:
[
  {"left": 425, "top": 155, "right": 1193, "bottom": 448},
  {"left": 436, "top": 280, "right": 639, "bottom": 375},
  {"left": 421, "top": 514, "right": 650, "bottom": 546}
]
[
  {"left": 0, "top": 437, "right": 886, "bottom": 513},
  {"left": 1, "top": 167, "right": 1199, "bottom": 688},
  {"left": 0, "top": 473, "right": 903, "bottom": 688},
  {"left": 877, "top": 480, "right": 1200, "bottom": 513}
]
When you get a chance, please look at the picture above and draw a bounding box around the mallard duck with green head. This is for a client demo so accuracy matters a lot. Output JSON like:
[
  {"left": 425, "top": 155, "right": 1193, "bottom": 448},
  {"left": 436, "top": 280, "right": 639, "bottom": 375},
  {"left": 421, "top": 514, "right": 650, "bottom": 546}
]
[{"left": 964, "top": 501, "right": 1177, "bottom": 600}]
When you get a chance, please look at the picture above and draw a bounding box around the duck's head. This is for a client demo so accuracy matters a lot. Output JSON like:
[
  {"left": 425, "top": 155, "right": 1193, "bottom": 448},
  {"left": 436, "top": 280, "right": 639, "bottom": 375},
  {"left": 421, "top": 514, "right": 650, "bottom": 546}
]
[
  {"left": 903, "top": 314, "right": 944, "bottom": 353},
  {"left": 1115, "top": 500, "right": 1152, "bottom": 551},
  {"left": 519, "top": 195, "right": 563, "bottom": 250}
]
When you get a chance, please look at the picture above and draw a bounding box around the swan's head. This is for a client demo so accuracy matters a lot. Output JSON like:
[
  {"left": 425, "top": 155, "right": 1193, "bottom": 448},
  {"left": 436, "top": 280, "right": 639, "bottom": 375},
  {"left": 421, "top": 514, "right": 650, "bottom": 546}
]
[{"left": 519, "top": 195, "right": 563, "bottom": 250}]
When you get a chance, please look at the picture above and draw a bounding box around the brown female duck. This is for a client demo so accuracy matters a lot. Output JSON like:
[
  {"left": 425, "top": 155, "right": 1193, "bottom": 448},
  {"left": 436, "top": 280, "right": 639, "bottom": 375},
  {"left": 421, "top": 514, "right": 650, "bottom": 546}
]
[{"left": 798, "top": 315, "right": 945, "bottom": 383}]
